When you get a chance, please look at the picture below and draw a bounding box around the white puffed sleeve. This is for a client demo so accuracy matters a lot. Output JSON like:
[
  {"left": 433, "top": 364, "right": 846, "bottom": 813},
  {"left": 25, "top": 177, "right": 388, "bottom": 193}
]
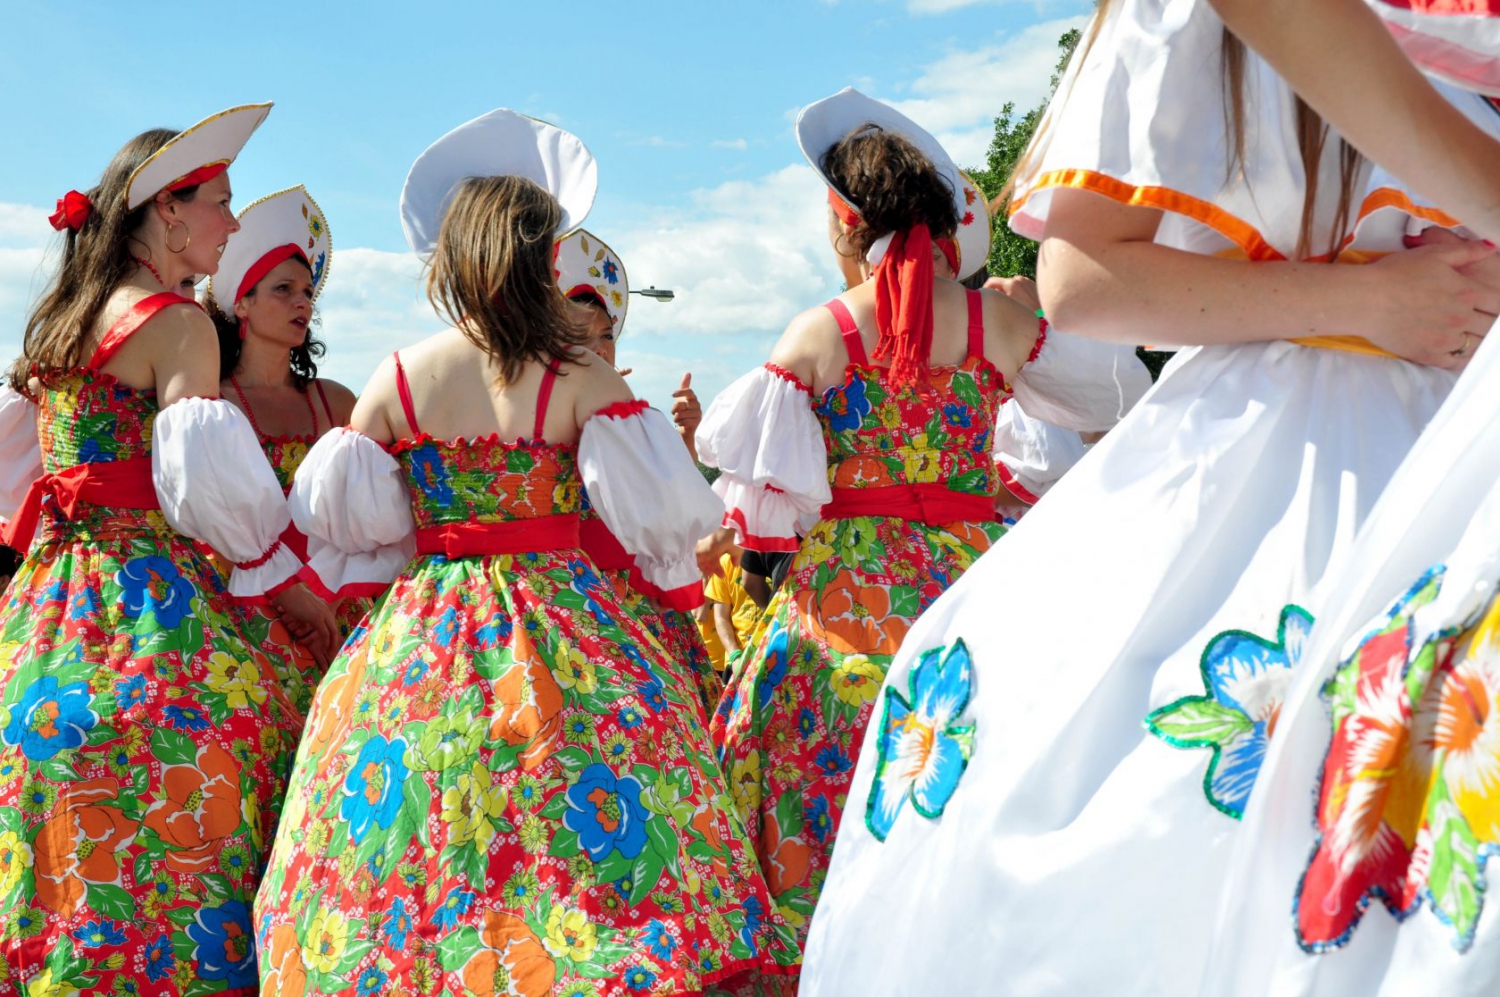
[
  {"left": 288, "top": 428, "right": 416, "bottom": 601},
  {"left": 152, "top": 398, "right": 302, "bottom": 596},
  {"left": 993, "top": 400, "right": 1090, "bottom": 504},
  {"left": 697, "top": 365, "right": 830, "bottom": 552},
  {"left": 578, "top": 401, "right": 724, "bottom": 611},
  {"left": 1010, "top": 325, "right": 1153, "bottom": 433},
  {"left": 0, "top": 385, "right": 42, "bottom": 539}
]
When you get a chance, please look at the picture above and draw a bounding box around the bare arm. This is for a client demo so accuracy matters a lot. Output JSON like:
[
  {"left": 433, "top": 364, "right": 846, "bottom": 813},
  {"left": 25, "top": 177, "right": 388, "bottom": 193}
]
[
  {"left": 1210, "top": 0, "right": 1500, "bottom": 240},
  {"left": 713, "top": 601, "right": 742, "bottom": 653},
  {"left": 1038, "top": 187, "right": 1499, "bottom": 367},
  {"left": 138, "top": 307, "right": 222, "bottom": 406}
]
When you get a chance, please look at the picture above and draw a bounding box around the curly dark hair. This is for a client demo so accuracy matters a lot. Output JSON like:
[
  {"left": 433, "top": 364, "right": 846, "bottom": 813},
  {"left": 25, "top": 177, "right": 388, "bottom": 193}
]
[
  {"left": 206, "top": 256, "right": 325, "bottom": 390},
  {"left": 820, "top": 124, "right": 959, "bottom": 261}
]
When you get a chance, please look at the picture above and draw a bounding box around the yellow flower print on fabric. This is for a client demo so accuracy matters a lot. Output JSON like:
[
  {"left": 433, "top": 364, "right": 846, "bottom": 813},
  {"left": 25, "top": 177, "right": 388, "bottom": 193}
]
[
  {"left": 730, "top": 751, "right": 762, "bottom": 817},
  {"left": 0, "top": 830, "right": 32, "bottom": 895},
  {"left": 305, "top": 908, "right": 349, "bottom": 974},
  {"left": 543, "top": 905, "right": 598, "bottom": 963},
  {"left": 831, "top": 655, "right": 886, "bottom": 707},
  {"left": 204, "top": 652, "right": 268, "bottom": 710},
  {"left": 551, "top": 639, "right": 598, "bottom": 696},
  {"left": 440, "top": 761, "right": 510, "bottom": 851}
]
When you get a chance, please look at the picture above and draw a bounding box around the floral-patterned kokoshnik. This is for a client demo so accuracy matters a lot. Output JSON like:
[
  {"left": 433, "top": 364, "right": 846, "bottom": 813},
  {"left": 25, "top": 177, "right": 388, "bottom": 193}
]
[
  {"left": 254, "top": 431, "right": 795, "bottom": 997},
  {"left": 0, "top": 369, "right": 300, "bottom": 997},
  {"left": 712, "top": 354, "right": 1006, "bottom": 982}
]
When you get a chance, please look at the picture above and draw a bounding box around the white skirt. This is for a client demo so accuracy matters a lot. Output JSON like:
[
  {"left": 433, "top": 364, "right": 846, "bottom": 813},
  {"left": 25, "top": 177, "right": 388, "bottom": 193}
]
[
  {"left": 799, "top": 340, "right": 1456, "bottom": 997},
  {"left": 1201, "top": 327, "right": 1500, "bottom": 997}
]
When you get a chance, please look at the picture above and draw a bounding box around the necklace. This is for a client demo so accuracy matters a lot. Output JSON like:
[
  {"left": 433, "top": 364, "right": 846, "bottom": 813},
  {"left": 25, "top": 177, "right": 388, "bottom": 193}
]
[
  {"left": 133, "top": 256, "right": 167, "bottom": 289},
  {"left": 229, "top": 375, "right": 319, "bottom": 439}
]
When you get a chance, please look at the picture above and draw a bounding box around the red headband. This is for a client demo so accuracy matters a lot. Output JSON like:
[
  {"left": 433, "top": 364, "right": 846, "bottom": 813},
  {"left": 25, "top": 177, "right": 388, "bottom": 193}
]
[
  {"left": 49, "top": 190, "right": 93, "bottom": 232},
  {"left": 166, "top": 161, "right": 229, "bottom": 194},
  {"left": 828, "top": 188, "right": 861, "bottom": 227},
  {"left": 566, "top": 285, "right": 609, "bottom": 310},
  {"left": 237, "top": 244, "right": 307, "bottom": 306}
]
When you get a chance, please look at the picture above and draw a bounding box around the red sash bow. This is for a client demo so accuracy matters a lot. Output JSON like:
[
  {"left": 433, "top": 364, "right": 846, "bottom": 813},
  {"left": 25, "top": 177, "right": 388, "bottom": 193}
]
[{"left": 2, "top": 457, "right": 159, "bottom": 549}]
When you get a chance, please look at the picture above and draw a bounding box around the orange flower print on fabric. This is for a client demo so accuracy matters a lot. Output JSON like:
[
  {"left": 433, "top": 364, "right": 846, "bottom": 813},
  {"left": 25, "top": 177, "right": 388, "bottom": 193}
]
[
  {"left": 802, "top": 569, "right": 910, "bottom": 657},
  {"left": 144, "top": 742, "right": 243, "bottom": 873},
  {"left": 34, "top": 778, "right": 136, "bottom": 919},
  {"left": 461, "top": 911, "right": 556, "bottom": 997},
  {"left": 490, "top": 629, "right": 565, "bottom": 770},
  {"left": 262, "top": 923, "right": 308, "bottom": 997}
]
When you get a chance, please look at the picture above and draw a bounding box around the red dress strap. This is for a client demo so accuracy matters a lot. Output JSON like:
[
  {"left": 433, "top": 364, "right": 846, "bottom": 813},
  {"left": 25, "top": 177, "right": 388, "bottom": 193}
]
[
  {"left": 965, "top": 289, "right": 986, "bottom": 361},
  {"left": 313, "top": 379, "right": 336, "bottom": 426},
  {"left": 393, "top": 352, "right": 421, "bottom": 435},
  {"left": 534, "top": 360, "right": 561, "bottom": 442},
  {"left": 87, "top": 292, "right": 202, "bottom": 371},
  {"left": 824, "top": 299, "right": 869, "bottom": 367}
]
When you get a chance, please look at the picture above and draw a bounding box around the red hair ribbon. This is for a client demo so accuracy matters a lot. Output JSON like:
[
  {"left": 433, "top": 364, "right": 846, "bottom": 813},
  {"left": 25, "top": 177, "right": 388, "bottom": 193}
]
[
  {"left": 828, "top": 188, "right": 861, "bottom": 227},
  {"left": 166, "top": 161, "right": 229, "bottom": 193},
  {"left": 872, "top": 224, "right": 959, "bottom": 391},
  {"left": 48, "top": 190, "right": 93, "bottom": 232}
]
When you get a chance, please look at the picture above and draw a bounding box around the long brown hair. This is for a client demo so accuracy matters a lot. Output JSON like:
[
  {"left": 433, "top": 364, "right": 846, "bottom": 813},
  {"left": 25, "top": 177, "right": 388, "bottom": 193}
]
[
  {"left": 822, "top": 125, "right": 960, "bottom": 259},
  {"left": 1000, "top": 1, "right": 1363, "bottom": 260},
  {"left": 8, "top": 128, "right": 207, "bottom": 390},
  {"left": 425, "top": 175, "right": 587, "bottom": 385}
]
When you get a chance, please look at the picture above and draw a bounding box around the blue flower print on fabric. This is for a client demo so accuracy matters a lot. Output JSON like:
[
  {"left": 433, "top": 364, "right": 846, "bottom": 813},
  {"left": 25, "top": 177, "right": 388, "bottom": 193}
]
[
  {"left": 866, "top": 639, "right": 978, "bottom": 842},
  {"left": 817, "top": 375, "right": 872, "bottom": 435},
  {"left": 4, "top": 675, "right": 98, "bottom": 760},
  {"left": 1145, "top": 604, "right": 1314, "bottom": 819},
  {"left": 144, "top": 934, "right": 175, "bottom": 982},
  {"left": 187, "top": 901, "right": 257, "bottom": 987},
  {"left": 116, "top": 556, "right": 196, "bottom": 628},
  {"left": 564, "top": 763, "right": 650, "bottom": 861},
  {"left": 408, "top": 442, "right": 454, "bottom": 505},
  {"left": 341, "top": 735, "right": 410, "bottom": 844},
  {"left": 755, "top": 621, "right": 791, "bottom": 704}
]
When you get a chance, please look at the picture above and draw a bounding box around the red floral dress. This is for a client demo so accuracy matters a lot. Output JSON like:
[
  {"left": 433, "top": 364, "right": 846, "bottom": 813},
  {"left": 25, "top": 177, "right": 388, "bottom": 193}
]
[
  {"left": 710, "top": 295, "right": 1007, "bottom": 985},
  {"left": 254, "top": 403, "right": 796, "bottom": 995},
  {"left": 0, "top": 337, "right": 299, "bottom": 995}
]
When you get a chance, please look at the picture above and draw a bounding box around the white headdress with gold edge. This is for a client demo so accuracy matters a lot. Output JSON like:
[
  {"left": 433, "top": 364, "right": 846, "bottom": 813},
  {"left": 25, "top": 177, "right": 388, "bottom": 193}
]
[
  {"left": 400, "top": 109, "right": 596, "bottom": 258},
  {"left": 125, "top": 103, "right": 273, "bottom": 210},
  {"left": 797, "top": 88, "right": 976, "bottom": 272},
  {"left": 554, "top": 229, "right": 629, "bottom": 333},
  {"left": 208, "top": 186, "right": 332, "bottom": 313}
]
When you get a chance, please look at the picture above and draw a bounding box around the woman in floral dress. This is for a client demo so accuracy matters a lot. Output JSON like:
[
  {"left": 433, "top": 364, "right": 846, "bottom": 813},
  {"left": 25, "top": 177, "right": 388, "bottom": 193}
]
[
  {"left": 555, "top": 227, "right": 722, "bottom": 716},
  {"left": 253, "top": 109, "right": 795, "bottom": 997},
  {"left": 696, "top": 89, "right": 1144, "bottom": 988},
  {"left": 0, "top": 105, "right": 330, "bottom": 996},
  {"left": 204, "top": 185, "right": 367, "bottom": 716}
]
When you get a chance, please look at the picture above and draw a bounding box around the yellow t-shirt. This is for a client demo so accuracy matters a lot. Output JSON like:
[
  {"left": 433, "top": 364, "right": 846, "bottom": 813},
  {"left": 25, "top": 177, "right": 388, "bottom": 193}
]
[{"left": 705, "top": 555, "right": 761, "bottom": 650}]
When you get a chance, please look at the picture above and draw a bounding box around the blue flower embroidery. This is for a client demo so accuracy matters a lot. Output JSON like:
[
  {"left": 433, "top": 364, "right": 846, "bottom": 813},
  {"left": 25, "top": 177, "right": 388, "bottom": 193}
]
[
  {"left": 1145, "top": 604, "right": 1313, "bottom": 819},
  {"left": 408, "top": 443, "right": 454, "bottom": 505},
  {"left": 817, "top": 375, "right": 872, "bottom": 435},
  {"left": 942, "top": 403, "right": 972, "bottom": 428},
  {"left": 866, "top": 640, "right": 977, "bottom": 842},
  {"left": 187, "top": 901, "right": 256, "bottom": 987},
  {"left": 3, "top": 675, "right": 97, "bottom": 760},
  {"left": 603, "top": 259, "right": 620, "bottom": 284},
  {"left": 564, "top": 763, "right": 649, "bottom": 861},
  {"left": 341, "top": 735, "right": 410, "bottom": 844},
  {"left": 116, "top": 556, "right": 196, "bottom": 628}
]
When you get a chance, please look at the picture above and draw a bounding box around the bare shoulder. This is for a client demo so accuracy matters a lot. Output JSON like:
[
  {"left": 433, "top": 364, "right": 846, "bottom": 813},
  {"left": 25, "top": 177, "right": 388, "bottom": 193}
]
[
  {"left": 978, "top": 286, "right": 1042, "bottom": 377},
  {"left": 560, "top": 347, "right": 634, "bottom": 420},
  {"left": 768, "top": 303, "right": 841, "bottom": 377},
  {"left": 315, "top": 378, "right": 359, "bottom": 423}
]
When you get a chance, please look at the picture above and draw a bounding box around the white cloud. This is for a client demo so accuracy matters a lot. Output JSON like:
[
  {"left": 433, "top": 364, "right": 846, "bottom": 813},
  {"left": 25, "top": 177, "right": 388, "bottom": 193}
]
[
  {"left": 312, "top": 247, "right": 446, "bottom": 391},
  {"left": 712, "top": 138, "right": 749, "bottom": 151},
  {"left": 906, "top": 0, "right": 1082, "bottom": 13},
  {"left": 886, "top": 15, "right": 1088, "bottom": 167}
]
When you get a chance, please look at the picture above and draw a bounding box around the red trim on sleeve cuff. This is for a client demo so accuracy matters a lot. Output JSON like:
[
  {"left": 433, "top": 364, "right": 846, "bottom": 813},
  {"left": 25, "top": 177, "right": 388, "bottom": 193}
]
[
  {"left": 723, "top": 508, "right": 800, "bottom": 553},
  {"left": 591, "top": 399, "right": 651, "bottom": 421},
  {"left": 235, "top": 539, "right": 285, "bottom": 570},
  {"left": 298, "top": 563, "right": 390, "bottom": 604},
  {"left": 763, "top": 363, "right": 812, "bottom": 394},
  {"left": 995, "top": 462, "right": 1041, "bottom": 506},
  {"left": 629, "top": 569, "right": 706, "bottom": 613}
]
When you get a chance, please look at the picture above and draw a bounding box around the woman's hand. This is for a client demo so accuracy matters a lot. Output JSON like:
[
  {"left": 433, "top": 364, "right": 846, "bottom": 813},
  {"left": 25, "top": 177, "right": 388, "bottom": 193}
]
[
  {"left": 696, "top": 525, "right": 738, "bottom": 578},
  {"left": 985, "top": 275, "right": 1042, "bottom": 314},
  {"left": 672, "top": 372, "right": 702, "bottom": 460},
  {"left": 1356, "top": 239, "right": 1499, "bottom": 369},
  {"left": 273, "top": 583, "right": 340, "bottom": 669}
]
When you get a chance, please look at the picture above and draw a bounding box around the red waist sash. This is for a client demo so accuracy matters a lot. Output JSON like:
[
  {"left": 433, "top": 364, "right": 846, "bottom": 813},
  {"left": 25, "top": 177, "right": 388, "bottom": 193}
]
[
  {"left": 414, "top": 513, "right": 582, "bottom": 558},
  {"left": 821, "top": 483, "right": 994, "bottom": 525},
  {"left": 579, "top": 515, "right": 635, "bottom": 573},
  {"left": 2, "top": 457, "right": 159, "bottom": 549}
]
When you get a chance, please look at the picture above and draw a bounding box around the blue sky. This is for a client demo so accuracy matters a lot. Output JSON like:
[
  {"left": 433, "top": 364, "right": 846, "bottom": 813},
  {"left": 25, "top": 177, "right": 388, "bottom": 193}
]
[{"left": 0, "top": 0, "right": 1089, "bottom": 407}]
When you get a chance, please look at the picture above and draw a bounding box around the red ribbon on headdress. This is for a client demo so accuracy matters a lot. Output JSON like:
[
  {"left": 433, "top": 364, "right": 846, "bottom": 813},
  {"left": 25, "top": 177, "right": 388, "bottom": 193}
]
[
  {"left": 827, "top": 188, "right": 960, "bottom": 390},
  {"left": 166, "top": 161, "right": 228, "bottom": 193},
  {"left": 48, "top": 190, "right": 93, "bottom": 232}
]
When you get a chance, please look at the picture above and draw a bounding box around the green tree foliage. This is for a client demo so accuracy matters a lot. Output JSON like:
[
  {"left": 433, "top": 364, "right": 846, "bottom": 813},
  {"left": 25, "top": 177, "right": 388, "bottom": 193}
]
[{"left": 967, "top": 24, "right": 1172, "bottom": 380}]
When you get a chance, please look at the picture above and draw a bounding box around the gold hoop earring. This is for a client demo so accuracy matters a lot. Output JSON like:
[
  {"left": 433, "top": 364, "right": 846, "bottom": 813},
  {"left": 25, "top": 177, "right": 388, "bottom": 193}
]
[
  {"left": 165, "top": 221, "right": 191, "bottom": 254},
  {"left": 834, "top": 233, "right": 855, "bottom": 258}
]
